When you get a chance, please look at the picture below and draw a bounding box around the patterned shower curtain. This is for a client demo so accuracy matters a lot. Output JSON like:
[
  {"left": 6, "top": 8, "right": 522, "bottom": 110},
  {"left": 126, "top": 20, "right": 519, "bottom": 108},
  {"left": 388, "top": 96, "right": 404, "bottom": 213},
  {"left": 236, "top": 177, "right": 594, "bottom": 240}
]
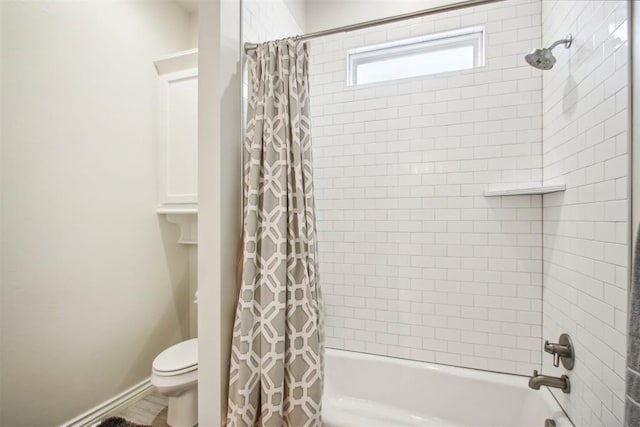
[{"left": 226, "top": 40, "right": 323, "bottom": 427}]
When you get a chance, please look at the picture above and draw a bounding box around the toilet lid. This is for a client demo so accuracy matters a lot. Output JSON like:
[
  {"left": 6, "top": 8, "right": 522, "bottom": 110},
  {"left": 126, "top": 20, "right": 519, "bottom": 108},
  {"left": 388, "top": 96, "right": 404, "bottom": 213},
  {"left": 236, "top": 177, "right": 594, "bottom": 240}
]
[{"left": 153, "top": 338, "right": 198, "bottom": 373}]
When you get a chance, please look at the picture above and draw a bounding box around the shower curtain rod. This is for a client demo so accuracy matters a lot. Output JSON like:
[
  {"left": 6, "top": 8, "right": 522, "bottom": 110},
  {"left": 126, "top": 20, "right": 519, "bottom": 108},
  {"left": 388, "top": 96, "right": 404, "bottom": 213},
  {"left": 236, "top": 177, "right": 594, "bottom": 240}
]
[{"left": 243, "top": 0, "right": 505, "bottom": 51}]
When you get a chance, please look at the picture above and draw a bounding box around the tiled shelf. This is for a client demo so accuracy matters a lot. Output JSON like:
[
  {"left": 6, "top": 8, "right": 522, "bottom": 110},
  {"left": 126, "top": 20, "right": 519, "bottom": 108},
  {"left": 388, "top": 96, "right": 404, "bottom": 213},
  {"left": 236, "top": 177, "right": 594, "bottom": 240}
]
[{"left": 483, "top": 185, "right": 566, "bottom": 197}]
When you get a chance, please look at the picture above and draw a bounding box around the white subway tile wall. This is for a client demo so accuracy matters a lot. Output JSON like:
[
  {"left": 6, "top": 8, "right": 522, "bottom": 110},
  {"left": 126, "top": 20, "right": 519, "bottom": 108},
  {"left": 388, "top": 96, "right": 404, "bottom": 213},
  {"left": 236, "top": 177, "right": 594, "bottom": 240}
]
[
  {"left": 242, "top": 0, "right": 303, "bottom": 45},
  {"left": 310, "top": 0, "right": 543, "bottom": 375},
  {"left": 541, "top": 1, "right": 629, "bottom": 426}
]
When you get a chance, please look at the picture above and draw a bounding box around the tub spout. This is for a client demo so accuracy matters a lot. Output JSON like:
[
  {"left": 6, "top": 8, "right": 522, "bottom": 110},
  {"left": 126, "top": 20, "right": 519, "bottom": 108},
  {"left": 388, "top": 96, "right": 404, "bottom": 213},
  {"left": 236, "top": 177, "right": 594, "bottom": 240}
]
[{"left": 528, "top": 370, "right": 570, "bottom": 393}]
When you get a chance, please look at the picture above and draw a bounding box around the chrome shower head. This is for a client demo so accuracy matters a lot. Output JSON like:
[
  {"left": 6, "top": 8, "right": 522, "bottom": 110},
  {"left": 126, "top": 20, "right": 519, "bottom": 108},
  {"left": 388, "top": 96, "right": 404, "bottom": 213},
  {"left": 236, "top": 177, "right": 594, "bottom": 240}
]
[
  {"left": 525, "top": 34, "right": 572, "bottom": 70},
  {"left": 525, "top": 48, "right": 556, "bottom": 70}
]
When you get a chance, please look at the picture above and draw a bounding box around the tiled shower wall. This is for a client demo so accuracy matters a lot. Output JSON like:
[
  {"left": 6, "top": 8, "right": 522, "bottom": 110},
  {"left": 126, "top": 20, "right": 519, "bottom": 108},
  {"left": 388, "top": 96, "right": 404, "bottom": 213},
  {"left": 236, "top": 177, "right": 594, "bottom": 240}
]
[
  {"left": 541, "top": 1, "right": 629, "bottom": 426},
  {"left": 310, "top": 0, "right": 544, "bottom": 375},
  {"left": 242, "top": 0, "right": 303, "bottom": 44}
]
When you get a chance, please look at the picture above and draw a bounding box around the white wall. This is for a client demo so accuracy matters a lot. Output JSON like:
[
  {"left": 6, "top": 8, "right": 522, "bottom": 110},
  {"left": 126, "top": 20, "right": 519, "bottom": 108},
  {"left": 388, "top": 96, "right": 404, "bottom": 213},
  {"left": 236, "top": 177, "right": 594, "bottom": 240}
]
[
  {"left": 306, "top": 0, "right": 475, "bottom": 33},
  {"left": 189, "top": 11, "right": 199, "bottom": 48},
  {"left": 541, "top": 1, "right": 629, "bottom": 426},
  {"left": 310, "top": 0, "right": 543, "bottom": 375},
  {"left": 283, "top": 0, "right": 307, "bottom": 33},
  {"left": 0, "top": 1, "right": 193, "bottom": 425},
  {"left": 197, "top": 0, "right": 241, "bottom": 424}
]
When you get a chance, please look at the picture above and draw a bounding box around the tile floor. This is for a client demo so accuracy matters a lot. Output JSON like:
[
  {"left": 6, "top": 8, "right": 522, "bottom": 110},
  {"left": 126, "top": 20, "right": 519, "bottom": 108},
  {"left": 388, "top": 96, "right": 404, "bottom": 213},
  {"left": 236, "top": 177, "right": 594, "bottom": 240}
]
[{"left": 115, "top": 392, "right": 168, "bottom": 427}]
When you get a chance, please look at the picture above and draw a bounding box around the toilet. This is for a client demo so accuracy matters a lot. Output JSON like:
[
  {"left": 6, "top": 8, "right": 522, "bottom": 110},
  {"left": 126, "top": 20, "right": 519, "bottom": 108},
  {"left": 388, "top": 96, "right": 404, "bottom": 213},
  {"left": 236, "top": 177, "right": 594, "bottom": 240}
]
[{"left": 151, "top": 338, "right": 198, "bottom": 427}]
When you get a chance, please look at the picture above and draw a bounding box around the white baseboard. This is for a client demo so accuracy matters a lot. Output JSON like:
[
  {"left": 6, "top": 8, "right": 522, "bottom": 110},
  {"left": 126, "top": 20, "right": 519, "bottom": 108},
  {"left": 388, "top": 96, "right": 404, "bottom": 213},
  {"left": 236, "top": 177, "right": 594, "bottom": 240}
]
[{"left": 61, "top": 378, "right": 154, "bottom": 427}]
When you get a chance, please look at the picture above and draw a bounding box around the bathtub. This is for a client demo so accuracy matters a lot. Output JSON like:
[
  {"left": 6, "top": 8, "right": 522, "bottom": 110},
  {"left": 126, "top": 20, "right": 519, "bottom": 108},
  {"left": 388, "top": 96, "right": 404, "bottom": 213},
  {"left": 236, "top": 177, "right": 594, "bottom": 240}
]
[{"left": 323, "top": 349, "right": 572, "bottom": 427}]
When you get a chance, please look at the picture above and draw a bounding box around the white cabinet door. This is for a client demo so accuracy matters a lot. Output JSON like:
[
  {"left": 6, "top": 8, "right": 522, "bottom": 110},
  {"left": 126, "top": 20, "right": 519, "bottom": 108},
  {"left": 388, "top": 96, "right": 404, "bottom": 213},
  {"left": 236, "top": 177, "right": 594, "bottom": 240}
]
[
  {"left": 159, "top": 69, "right": 198, "bottom": 205},
  {"left": 156, "top": 50, "right": 198, "bottom": 207}
]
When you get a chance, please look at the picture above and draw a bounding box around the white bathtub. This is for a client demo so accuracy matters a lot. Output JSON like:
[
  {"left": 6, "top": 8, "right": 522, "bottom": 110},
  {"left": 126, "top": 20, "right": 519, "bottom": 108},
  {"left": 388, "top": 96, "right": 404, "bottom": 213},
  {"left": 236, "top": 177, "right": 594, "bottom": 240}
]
[{"left": 323, "top": 349, "right": 572, "bottom": 427}]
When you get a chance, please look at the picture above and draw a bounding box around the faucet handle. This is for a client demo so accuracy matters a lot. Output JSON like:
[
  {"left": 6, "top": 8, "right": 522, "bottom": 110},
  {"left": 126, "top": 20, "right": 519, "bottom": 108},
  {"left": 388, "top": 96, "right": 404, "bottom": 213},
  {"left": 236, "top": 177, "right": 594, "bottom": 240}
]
[
  {"left": 543, "top": 333, "right": 575, "bottom": 370},
  {"left": 544, "top": 340, "right": 561, "bottom": 367}
]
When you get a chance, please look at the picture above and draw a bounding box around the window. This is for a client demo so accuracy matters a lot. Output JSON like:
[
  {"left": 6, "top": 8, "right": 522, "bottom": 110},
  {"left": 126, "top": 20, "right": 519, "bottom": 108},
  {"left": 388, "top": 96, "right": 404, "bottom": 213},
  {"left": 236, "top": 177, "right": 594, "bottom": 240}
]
[{"left": 347, "top": 26, "right": 485, "bottom": 86}]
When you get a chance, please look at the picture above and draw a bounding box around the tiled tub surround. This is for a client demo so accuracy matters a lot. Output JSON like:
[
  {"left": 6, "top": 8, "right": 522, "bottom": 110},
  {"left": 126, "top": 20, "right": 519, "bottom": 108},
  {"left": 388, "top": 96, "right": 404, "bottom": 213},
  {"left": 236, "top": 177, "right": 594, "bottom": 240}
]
[
  {"left": 310, "top": 0, "right": 544, "bottom": 375},
  {"left": 541, "top": 1, "right": 629, "bottom": 426},
  {"left": 242, "top": 0, "right": 303, "bottom": 46}
]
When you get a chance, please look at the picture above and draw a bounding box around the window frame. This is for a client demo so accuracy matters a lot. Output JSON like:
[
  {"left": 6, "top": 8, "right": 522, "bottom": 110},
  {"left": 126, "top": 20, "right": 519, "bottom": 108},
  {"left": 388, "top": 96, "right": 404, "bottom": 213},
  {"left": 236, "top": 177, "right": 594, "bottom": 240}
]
[{"left": 347, "top": 26, "right": 485, "bottom": 86}]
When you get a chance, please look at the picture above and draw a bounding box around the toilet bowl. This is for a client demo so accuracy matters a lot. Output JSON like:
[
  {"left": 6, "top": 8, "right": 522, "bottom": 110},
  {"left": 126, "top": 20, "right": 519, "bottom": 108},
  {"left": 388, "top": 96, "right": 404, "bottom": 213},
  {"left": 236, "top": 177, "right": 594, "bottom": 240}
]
[{"left": 151, "top": 338, "right": 198, "bottom": 427}]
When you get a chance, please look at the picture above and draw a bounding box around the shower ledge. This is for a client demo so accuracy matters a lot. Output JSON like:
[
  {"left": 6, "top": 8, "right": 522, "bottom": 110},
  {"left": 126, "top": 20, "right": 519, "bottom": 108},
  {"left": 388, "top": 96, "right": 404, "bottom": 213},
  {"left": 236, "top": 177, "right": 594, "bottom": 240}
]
[
  {"left": 157, "top": 207, "right": 197, "bottom": 245},
  {"left": 483, "top": 184, "right": 566, "bottom": 197}
]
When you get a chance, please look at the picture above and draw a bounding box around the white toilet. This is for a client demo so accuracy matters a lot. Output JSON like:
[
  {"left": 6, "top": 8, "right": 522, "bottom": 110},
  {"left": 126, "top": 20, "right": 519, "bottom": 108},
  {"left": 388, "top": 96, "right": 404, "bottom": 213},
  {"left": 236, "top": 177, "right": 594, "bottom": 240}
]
[{"left": 151, "top": 338, "right": 198, "bottom": 427}]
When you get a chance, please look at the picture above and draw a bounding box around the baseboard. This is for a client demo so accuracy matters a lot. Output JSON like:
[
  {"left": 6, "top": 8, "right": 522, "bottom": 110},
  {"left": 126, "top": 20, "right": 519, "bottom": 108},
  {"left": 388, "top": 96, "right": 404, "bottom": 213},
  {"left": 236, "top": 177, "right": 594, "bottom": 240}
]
[{"left": 61, "top": 378, "right": 154, "bottom": 427}]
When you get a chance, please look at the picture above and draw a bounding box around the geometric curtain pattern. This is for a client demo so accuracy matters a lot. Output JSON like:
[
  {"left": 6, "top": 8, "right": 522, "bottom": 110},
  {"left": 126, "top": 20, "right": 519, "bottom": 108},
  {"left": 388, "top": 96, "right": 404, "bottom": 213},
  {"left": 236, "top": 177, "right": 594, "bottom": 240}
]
[{"left": 227, "top": 39, "right": 323, "bottom": 427}]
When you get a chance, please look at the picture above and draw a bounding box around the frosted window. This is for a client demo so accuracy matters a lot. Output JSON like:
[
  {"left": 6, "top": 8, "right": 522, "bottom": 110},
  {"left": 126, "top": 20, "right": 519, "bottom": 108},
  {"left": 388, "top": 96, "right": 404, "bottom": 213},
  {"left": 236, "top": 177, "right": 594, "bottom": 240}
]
[{"left": 348, "top": 27, "right": 484, "bottom": 86}]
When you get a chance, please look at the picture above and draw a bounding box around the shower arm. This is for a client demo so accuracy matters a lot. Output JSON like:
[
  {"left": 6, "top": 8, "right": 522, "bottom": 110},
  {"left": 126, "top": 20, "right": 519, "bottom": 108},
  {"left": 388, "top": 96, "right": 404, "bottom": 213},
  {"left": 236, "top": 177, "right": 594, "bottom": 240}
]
[{"left": 547, "top": 35, "right": 573, "bottom": 51}]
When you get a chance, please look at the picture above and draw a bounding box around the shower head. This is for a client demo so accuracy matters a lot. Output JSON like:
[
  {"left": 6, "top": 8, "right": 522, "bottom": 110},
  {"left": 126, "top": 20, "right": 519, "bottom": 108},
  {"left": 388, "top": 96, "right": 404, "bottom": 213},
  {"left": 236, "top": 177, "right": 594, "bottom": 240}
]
[{"left": 524, "top": 34, "right": 572, "bottom": 70}]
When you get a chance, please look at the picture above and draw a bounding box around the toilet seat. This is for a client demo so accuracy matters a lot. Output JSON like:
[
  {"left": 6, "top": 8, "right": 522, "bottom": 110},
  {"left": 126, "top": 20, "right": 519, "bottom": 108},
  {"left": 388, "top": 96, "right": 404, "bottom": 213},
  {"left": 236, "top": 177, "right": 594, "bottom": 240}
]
[
  {"left": 153, "top": 338, "right": 198, "bottom": 376},
  {"left": 153, "top": 364, "right": 197, "bottom": 377}
]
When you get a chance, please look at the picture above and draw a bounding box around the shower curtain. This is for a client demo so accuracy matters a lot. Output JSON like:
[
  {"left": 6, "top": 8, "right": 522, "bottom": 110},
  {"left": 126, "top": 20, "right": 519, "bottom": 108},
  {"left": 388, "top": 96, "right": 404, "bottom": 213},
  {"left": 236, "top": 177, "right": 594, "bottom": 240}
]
[{"left": 226, "top": 40, "right": 323, "bottom": 427}]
